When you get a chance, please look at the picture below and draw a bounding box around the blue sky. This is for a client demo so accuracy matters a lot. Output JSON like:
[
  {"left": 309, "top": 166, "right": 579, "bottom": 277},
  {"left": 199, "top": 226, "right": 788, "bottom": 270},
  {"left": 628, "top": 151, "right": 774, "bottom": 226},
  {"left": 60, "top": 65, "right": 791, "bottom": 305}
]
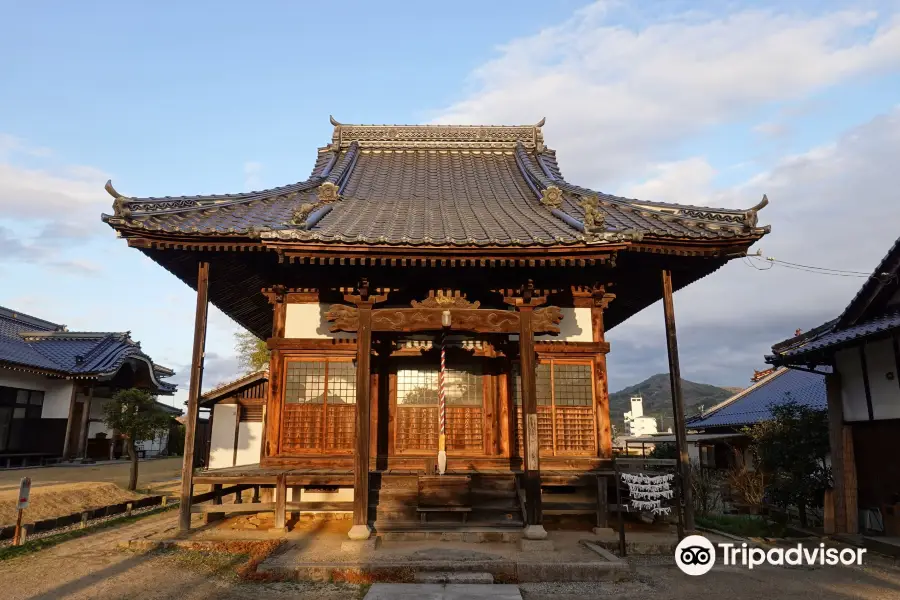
[{"left": 2, "top": 1, "right": 900, "bottom": 408}]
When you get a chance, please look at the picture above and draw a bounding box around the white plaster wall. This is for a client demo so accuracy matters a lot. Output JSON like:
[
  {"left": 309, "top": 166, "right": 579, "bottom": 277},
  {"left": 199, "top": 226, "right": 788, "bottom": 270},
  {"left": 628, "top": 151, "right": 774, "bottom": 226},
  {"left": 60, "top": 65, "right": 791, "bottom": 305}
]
[
  {"left": 687, "top": 442, "right": 700, "bottom": 463},
  {"left": 299, "top": 488, "right": 354, "bottom": 502},
  {"left": 864, "top": 339, "right": 900, "bottom": 419},
  {"left": 536, "top": 307, "right": 593, "bottom": 342},
  {"left": 0, "top": 369, "right": 74, "bottom": 419},
  {"left": 208, "top": 404, "right": 238, "bottom": 469},
  {"left": 835, "top": 348, "right": 870, "bottom": 422},
  {"left": 234, "top": 421, "right": 263, "bottom": 466},
  {"left": 285, "top": 304, "right": 354, "bottom": 340},
  {"left": 80, "top": 395, "right": 113, "bottom": 437}
]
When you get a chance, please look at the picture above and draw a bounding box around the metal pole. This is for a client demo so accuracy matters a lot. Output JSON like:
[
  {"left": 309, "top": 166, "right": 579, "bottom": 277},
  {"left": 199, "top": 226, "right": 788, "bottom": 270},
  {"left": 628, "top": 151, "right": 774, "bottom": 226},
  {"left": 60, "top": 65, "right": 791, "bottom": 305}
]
[{"left": 661, "top": 269, "right": 695, "bottom": 535}]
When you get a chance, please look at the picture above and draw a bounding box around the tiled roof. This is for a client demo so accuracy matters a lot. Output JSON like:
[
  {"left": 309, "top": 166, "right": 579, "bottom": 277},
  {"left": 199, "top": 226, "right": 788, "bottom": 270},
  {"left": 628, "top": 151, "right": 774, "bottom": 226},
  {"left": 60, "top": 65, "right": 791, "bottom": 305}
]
[
  {"left": 688, "top": 368, "right": 828, "bottom": 429},
  {"left": 769, "top": 235, "right": 900, "bottom": 365},
  {"left": 771, "top": 311, "right": 900, "bottom": 360},
  {"left": 200, "top": 368, "right": 268, "bottom": 405},
  {"left": 0, "top": 306, "right": 176, "bottom": 393},
  {"left": 101, "top": 120, "right": 770, "bottom": 248}
]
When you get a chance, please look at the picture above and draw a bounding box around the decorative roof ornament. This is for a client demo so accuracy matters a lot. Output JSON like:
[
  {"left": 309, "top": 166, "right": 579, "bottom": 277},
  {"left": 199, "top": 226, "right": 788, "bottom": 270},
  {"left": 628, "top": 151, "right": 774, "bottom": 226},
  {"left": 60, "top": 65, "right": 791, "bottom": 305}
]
[
  {"left": 578, "top": 195, "right": 606, "bottom": 232},
  {"left": 329, "top": 117, "right": 547, "bottom": 149},
  {"left": 316, "top": 182, "right": 341, "bottom": 203},
  {"left": 743, "top": 194, "right": 769, "bottom": 228},
  {"left": 290, "top": 203, "right": 317, "bottom": 227},
  {"left": 105, "top": 180, "right": 132, "bottom": 218},
  {"left": 540, "top": 185, "right": 563, "bottom": 208}
]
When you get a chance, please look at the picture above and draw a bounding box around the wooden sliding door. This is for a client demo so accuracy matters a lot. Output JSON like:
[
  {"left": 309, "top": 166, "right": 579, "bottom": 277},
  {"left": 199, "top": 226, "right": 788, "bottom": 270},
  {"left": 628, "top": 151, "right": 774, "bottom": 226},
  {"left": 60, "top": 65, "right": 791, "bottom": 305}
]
[
  {"left": 394, "top": 361, "right": 485, "bottom": 454},
  {"left": 512, "top": 360, "right": 597, "bottom": 456},
  {"left": 280, "top": 358, "right": 357, "bottom": 454}
]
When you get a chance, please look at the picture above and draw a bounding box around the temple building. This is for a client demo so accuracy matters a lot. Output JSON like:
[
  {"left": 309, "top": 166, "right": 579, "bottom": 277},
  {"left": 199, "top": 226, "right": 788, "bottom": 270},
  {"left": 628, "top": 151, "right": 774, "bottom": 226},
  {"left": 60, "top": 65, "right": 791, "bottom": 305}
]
[
  {"left": 102, "top": 118, "right": 769, "bottom": 540},
  {"left": 0, "top": 306, "right": 178, "bottom": 466}
]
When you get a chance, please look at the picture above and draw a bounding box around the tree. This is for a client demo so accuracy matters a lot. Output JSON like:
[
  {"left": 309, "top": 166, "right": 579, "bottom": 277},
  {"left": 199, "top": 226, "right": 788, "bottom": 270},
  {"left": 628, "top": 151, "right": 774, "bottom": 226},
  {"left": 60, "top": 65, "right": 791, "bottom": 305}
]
[
  {"left": 235, "top": 330, "right": 269, "bottom": 373},
  {"left": 648, "top": 442, "right": 678, "bottom": 459},
  {"left": 745, "top": 401, "right": 831, "bottom": 526},
  {"left": 102, "top": 388, "right": 172, "bottom": 491}
]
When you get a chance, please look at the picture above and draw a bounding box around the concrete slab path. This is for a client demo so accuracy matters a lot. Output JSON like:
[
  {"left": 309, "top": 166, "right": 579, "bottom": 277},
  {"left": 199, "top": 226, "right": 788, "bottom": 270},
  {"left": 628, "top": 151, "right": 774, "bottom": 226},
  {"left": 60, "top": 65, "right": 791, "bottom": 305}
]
[{"left": 365, "top": 583, "right": 522, "bottom": 599}]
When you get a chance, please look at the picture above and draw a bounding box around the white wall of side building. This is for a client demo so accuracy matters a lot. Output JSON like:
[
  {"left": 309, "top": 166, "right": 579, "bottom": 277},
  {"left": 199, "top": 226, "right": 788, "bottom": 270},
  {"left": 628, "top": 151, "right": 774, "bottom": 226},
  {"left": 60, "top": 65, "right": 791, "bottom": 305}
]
[
  {"left": 835, "top": 342, "right": 900, "bottom": 421},
  {"left": 207, "top": 403, "right": 264, "bottom": 469},
  {"left": 0, "top": 369, "right": 74, "bottom": 419}
]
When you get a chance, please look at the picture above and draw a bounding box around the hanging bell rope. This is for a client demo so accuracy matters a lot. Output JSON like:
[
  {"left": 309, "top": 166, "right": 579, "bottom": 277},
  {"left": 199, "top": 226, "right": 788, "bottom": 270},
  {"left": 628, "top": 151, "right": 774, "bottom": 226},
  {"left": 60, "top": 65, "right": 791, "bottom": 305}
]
[{"left": 437, "top": 330, "right": 447, "bottom": 475}]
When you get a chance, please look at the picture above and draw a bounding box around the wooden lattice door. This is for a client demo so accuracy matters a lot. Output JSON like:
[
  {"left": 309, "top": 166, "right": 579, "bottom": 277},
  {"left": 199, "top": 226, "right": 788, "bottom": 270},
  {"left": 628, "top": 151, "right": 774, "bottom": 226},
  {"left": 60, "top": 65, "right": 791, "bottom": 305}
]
[
  {"left": 395, "top": 362, "right": 485, "bottom": 454},
  {"left": 280, "top": 358, "right": 357, "bottom": 454}
]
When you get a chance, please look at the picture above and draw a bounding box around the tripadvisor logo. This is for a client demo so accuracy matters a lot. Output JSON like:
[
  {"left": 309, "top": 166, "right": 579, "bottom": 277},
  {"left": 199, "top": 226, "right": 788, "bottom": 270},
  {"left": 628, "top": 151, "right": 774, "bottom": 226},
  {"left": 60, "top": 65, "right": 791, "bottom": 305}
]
[{"left": 675, "top": 535, "right": 867, "bottom": 576}]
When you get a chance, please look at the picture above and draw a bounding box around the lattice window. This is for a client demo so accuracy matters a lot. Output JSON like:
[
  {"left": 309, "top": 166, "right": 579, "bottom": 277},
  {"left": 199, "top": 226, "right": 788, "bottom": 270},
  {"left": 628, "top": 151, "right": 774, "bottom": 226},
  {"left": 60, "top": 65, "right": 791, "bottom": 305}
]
[
  {"left": 396, "top": 363, "right": 484, "bottom": 452},
  {"left": 512, "top": 360, "right": 596, "bottom": 456},
  {"left": 281, "top": 359, "right": 356, "bottom": 453}
]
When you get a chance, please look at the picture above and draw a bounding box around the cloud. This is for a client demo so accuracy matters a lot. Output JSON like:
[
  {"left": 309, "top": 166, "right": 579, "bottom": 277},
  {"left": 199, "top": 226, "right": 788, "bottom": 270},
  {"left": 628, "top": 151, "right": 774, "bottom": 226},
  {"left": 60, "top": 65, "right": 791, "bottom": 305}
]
[
  {"left": 434, "top": 5, "right": 900, "bottom": 187},
  {"left": 0, "top": 136, "right": 110, "bottom": 271},
  {"left": 606, "top": 108, "right": 900, "bottom": 390},
  {"left": 244, "top": 161, "right": 263, "bottom": 191}
]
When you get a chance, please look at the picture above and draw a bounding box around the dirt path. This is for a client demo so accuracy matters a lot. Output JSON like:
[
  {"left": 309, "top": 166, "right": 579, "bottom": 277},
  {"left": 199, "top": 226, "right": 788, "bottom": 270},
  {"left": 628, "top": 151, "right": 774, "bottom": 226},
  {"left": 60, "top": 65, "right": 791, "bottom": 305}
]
[
  {"left": 0, "top": 511, "right": 363, "bottom": 600},
  {"left": 0, "top": 458, "right": 183, "bottom": 492},
  {"left": 1, "top": 512, "right": 899, "bottom": 599}
]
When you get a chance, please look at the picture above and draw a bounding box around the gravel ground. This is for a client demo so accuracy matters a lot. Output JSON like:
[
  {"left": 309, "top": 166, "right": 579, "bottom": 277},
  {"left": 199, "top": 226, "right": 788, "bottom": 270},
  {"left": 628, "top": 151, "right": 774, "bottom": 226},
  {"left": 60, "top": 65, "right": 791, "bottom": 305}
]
[
  {"left": 1, "top": 512, "right": 900, "bottom": 600},
  {"left": 521, "top": 553, "right": 900, "bottom": 600}
]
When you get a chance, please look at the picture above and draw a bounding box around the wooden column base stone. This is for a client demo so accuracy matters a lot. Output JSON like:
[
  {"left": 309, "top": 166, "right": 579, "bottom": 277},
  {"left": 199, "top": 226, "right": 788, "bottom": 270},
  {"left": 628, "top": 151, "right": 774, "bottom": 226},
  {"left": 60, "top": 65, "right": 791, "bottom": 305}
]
[
  {"left": 522, "top": 525, "right": 548, "bottom": 540},
  {"left": 348, "top": 524, "right": 372, "bottom": 541}
]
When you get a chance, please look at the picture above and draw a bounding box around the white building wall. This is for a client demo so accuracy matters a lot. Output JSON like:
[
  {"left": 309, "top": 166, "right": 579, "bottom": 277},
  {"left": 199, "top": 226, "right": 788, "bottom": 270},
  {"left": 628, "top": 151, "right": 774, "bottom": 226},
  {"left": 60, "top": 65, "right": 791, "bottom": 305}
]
[
  {"left": 836, "top": 343, "right": 900, "bottom": 421},
  {"left": 234, "top": 421, "right": 263, "bottom": 466},
  {"left": 0, "top": 369, "right": 74, "bottom": 419},
  {"left": 536, "top": 307, "right": 593, "bottom": 342},
  {"left": 864, "top": 339, "right": 900, "bottom": 420},
  {"left": 208, "top": 404, "right": 238, "bottom": 469},
  {"left": 285, "top": 304, "right": 354, "bottom": 339},
  {"left": 835, "top": 348, "right": 870, "bottom": 422}
]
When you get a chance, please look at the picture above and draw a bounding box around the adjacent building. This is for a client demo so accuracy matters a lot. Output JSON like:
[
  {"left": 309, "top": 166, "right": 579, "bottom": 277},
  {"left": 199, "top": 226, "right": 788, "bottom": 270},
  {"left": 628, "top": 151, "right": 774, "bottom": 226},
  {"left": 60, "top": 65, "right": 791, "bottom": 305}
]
[
  {"left": 768, "top": 236, "right": 900, "bottom": 536},
  {"left": 623, "top": 395, "right": 659, "bottom": 437},
  {"left": 0, "top": 306, "right": 179, "bottom": 465}
]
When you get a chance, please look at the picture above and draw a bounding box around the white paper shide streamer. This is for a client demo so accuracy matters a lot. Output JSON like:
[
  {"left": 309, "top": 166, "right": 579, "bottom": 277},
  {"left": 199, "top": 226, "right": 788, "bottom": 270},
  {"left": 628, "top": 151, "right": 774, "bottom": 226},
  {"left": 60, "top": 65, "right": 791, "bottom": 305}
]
[{"left": 621, "top": 472, "right": 674, "bottom": 515}]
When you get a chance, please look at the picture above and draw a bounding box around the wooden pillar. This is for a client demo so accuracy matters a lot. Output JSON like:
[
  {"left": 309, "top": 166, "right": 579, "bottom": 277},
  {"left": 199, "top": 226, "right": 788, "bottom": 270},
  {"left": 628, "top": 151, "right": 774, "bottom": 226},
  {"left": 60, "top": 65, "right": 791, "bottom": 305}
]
[
  {"left": 274, "top": 473, "right": 287, "bottom": 531},
  {"left": 825, "top": 372, "right": 847, "bottom": 533},
  {"left": 178, "top": 261, "right": 210, "bottom": 533},
  {"left": 349, "top": 299, "right": 374, "bottom": 540},
  {"left": 61, "top": 384, "right": 79, "bottom": 460},
  {"left": 76, "top": 384, "right": 94, "bottom": 461},
  {"left": 661, "top": 269, "right": 694, "bottom": 535},
  {"left": 263, "top": 291, "right": 286, "bottom": 460},
  {"left": 517, "top": 305, "right": 544, "bottom": 535},
  {"left": 589, "top": 286, "right": 615, "bottom": 458},
  {"left": 843, "top": 425, "right": 858, "bottom": 534}
]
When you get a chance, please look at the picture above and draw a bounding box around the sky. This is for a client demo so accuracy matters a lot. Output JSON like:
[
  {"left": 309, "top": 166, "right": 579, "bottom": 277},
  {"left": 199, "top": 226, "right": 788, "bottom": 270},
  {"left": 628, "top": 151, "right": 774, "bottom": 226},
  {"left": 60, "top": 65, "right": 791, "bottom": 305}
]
[{"left": 2, "top": 1, "right": 900, "bottom": 409}]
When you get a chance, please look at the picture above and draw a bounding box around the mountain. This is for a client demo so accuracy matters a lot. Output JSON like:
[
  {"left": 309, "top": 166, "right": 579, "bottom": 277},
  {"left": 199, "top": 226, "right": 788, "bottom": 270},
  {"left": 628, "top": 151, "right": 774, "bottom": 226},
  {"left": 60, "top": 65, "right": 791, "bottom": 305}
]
[{"left": 609, "top": 374, "right": 736, "bottom": 433}]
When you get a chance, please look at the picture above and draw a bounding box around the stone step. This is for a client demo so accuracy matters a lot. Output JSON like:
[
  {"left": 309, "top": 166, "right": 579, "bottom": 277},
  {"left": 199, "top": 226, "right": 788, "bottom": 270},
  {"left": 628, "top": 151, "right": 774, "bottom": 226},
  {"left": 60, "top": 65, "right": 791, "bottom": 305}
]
[{"left": 414, "top": 571, "right": 494, "bottom": 584}]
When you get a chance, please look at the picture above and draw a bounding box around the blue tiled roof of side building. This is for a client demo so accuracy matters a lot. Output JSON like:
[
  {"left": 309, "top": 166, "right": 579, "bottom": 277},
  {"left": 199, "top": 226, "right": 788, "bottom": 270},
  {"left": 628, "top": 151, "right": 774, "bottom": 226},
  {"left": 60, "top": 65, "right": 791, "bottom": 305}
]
[
  {"left": 775, "top": 311, "right": 900, "bottom": 359},
  {"left": 0, "top": 306, "right": 176, "bottom": 393},
  {"left": 687, "top": 368, "right": 828, "bottom": 429}
]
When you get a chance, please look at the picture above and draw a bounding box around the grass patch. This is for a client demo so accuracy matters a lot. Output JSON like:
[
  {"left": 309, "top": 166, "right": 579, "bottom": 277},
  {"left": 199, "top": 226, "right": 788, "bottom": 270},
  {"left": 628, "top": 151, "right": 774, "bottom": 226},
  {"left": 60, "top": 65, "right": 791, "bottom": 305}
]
[
  {"left": 157, "top": 547, "right": 248, "bottom": 580},
  {"left": 697, "top": 514, "right": 788, "bottom": 538},
  {"left": 159, "top": 540, "right": 285, "bottom": 581},
  {"left": 0, "top": 503, "right": 176, "bottom": 562}
]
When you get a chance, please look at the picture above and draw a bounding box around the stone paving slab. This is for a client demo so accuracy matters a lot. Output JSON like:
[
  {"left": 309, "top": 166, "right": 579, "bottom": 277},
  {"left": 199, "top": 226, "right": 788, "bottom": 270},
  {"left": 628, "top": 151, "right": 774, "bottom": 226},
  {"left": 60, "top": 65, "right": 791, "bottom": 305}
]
[{"left": 364, "top": 583, "right": 522, "bottom": 599}]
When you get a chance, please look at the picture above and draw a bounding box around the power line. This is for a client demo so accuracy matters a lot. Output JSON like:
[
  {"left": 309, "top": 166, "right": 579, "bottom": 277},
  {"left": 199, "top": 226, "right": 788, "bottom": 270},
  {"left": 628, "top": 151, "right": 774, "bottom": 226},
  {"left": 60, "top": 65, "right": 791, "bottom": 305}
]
[{"left": 742, "top": 252, "right": 888, "bottom": 279}]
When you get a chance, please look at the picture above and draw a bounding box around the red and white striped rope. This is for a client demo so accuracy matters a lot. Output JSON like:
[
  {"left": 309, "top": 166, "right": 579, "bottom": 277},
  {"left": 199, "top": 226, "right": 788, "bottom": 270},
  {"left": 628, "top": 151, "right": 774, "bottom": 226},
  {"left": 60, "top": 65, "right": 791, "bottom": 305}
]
[{"left": 438, "top": 332, "right": 446, "bottom": 436}]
